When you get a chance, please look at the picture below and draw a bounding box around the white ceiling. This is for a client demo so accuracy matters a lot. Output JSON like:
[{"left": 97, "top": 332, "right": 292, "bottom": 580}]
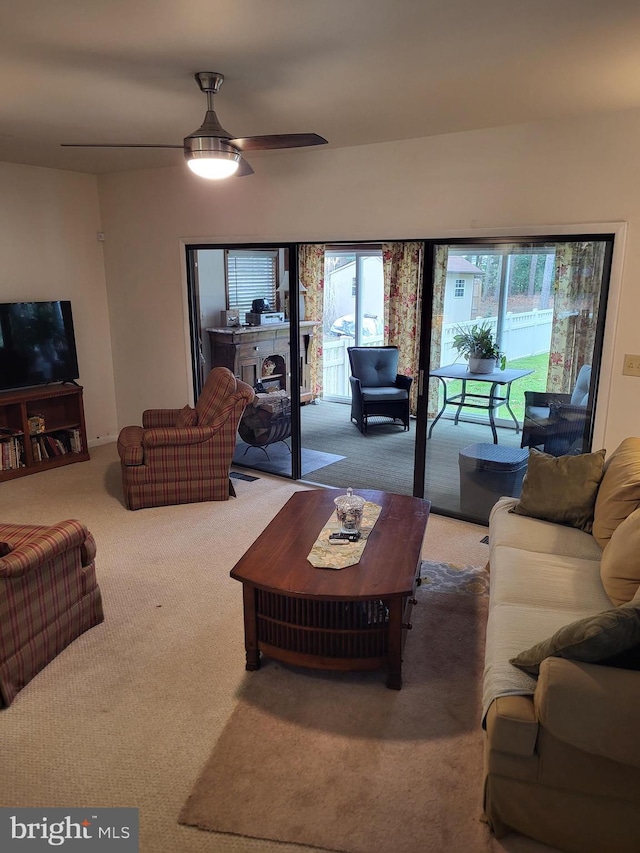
[{"left": 2, "top": 0, "right": 640, "bottom": 175}]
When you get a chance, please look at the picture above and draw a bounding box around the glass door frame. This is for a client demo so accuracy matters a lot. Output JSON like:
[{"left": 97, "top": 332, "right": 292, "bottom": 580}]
[
  {"left": 185, "top": 241, "right": 303, "bottom": 482},
  {"left": 413, "top": 232, "right": 615, "bottom": 506},
  {"left": 184, "top": 230, "right": 616, "bottom": 514}
]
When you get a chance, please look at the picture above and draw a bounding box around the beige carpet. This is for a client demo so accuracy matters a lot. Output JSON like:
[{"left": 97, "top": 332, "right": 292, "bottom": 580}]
[
  {"left": 0, "top": 443, "right": 559, "bottom": 853},
  {"left": 179, "top": 587, "right": 490, "bottom": 853}
]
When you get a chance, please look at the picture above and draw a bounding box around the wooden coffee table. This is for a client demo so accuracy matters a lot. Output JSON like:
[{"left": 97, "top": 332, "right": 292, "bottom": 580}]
[{"left": 230, "top": 489, "right": 430, "bottom": 689}]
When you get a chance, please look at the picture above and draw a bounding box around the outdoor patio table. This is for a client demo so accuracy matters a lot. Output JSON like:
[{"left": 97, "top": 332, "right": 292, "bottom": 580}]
[{"left": 428, "top": 363, "right": 534, "bottom": 444}]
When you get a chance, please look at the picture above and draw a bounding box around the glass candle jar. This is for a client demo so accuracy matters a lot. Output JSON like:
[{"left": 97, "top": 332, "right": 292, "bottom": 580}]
[{"left": 334, "top": 487, "right": 365, "bottom": 534}]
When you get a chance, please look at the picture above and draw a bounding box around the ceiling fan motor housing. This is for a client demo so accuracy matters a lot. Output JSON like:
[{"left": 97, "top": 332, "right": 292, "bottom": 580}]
[
  {"left": 183, "top": 95, "right": 241, "bottom": 167},
  {"left": 183, "top": 135, "right": 241, "bottom": 167}
]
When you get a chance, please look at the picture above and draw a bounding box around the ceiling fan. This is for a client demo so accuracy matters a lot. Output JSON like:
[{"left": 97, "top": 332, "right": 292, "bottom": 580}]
[{"left": 62, "top": 71, "right": 328, "bottom": 179}]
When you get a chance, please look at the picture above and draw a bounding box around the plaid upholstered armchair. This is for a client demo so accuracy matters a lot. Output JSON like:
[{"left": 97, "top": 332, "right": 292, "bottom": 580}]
[
  {"left": 117, "top": 367, "right": 255, "bottom": 510},
  {"left": 0, "top": 519, "right": 103, "bottom": 706}
]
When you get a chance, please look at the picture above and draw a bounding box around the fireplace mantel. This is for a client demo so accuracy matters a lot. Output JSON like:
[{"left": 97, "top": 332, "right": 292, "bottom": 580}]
[{"left": 206, "top": 321, "right": 316, "bottom": 402}]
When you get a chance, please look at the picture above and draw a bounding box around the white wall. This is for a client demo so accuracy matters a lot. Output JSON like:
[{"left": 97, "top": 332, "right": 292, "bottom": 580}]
[
  {"left": 0, "top": 163, "right": 117, "bottom": 443},
  {"left": 34, "top": 105, "right": 638, "bottom": 452},
  {"left": 195, "top": 249, "right": 226, "bottom": 376}
]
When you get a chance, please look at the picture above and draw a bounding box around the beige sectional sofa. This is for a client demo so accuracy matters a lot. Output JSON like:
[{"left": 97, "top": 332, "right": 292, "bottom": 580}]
[{"left": 483, "top": 438, "right": 640, "bottom": 853}]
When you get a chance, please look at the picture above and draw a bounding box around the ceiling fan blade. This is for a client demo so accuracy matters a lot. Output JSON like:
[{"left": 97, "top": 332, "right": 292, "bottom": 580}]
[
  {"left": 229, "top": 133, "right": 328, "bottom": 152},
  {"left": 61, "top": 140, "right": 254, "bottom": 175},
  {"left": 61, "top": 143, "right": 183, "bottom": 149},
  {"left": 236, "top": 158, "right": 254, "bottom": 177}
]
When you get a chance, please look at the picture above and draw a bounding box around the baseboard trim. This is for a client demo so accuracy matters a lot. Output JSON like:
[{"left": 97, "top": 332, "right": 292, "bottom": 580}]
[{"left": 88, "top": 435, "right": 118, "bottom": 448}]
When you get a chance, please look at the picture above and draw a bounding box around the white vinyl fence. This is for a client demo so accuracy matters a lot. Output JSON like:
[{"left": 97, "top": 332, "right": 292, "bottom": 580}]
[
  {"left": 322, "top": 310, "right": 552, "bottom": 399},
  {"left": 439, "top": 310, "right": 553, "bottom": 367},
  {"left": 323, "top": 336, "right": 384, "bottom": 399}
]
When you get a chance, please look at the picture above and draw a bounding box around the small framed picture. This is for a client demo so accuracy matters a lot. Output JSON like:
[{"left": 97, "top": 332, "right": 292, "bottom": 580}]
[
  {"left": 220, "top": 308, "right": 240, "bottom": 327},
  {"left": 28, "top": 415, "right": 46, "bottom": 435}
]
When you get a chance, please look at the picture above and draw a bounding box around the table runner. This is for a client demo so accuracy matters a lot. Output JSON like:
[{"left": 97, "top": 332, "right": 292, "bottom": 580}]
[{"left": 307, "top": 501, "right": 382, "bottom": 569}]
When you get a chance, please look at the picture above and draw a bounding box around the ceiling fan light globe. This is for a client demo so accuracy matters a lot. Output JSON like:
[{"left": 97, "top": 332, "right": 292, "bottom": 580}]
[
  {"left": 184, "top": 136, "right": 241, "bottom": 179},
  {"left": 186, "top": 155, "right": 240, "bottom": 179}
]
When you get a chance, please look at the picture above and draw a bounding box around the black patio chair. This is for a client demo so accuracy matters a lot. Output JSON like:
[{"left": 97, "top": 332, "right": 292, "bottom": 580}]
[
  {"left": 520, "top": 364, "right": 592, "bottom": 456},
  {"left": 347, "top": 346, "right": 412, "bottom": 434}
]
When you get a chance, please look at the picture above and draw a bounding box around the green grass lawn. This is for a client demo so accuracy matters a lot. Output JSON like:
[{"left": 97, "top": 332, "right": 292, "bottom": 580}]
[{"left": 438, "top": 353, "right": 550, "bottom": 424}]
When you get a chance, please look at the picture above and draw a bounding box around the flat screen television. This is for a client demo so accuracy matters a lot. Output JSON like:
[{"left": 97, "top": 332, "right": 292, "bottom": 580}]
[{"left": 0, "top": 301, "right": 80, "bottom": 392}]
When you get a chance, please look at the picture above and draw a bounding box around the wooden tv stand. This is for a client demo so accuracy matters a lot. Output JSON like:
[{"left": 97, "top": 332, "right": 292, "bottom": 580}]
[{"left": 0, "top": 383, "right": 89, "bottom": 481}]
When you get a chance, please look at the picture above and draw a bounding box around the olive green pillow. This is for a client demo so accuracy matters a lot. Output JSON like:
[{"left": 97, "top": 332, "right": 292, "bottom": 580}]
[
  {"left": 510, "top": 601, "right": 640, "bottom": 676},
  {"left": 510, "top": 448, "right": 606, "bottom": 533}
]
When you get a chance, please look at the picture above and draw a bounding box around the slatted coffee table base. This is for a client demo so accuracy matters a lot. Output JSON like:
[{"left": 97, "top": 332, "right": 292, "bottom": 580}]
[
  {"left": 258, "top": 588, "right": 389, "bottom": 662},
  {"left": 231, "top": 490, "right": 430, "bottom": 690},
  {"left": 243, "top": 587, "right": 415, "bottom": 688}
]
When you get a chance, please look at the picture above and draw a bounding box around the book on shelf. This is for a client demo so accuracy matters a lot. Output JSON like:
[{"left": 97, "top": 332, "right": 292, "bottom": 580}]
[
  {"left": 69, "top": 428, "right": 82, "bottom": 453},
  {"left": 45, "top": 435, "right": 62, "bottom": 456},
  {"left": 51, "top": 429, "right": 83, "bottom": 454},
  {"left": 1, "top": 435, "right": 25, "bottom": 470},
  {"left": 31, "top": 428, "right": 84, "bottom": 462},
  {"left": 31, "top": 436, "right": 42, "bottom": 462},
  {"left": 34, "top": 436, "right": 54, "bottom": 461}
]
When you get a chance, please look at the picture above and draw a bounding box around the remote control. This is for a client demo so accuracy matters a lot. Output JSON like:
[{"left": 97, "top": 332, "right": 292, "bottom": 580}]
[{"left": 329, "top": 532, "right": 361, "bottom": 543}]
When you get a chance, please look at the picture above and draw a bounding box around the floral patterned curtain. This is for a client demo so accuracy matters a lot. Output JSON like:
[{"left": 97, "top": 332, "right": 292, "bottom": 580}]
[
  {"left": 427, "top": 245, "right": 449, "bottom": 418},
  {"left": 382, "top": 242, "right": 424, "bottom": 414},
  {"left": 298, "top": 244, "right": 326, "bottom": 398},
  {"left": 547, "top": 241, "right": 606, "bottom": 393}
]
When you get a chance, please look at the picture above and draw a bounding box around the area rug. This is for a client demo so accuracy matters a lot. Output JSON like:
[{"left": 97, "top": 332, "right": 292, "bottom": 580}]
[
  {"left": 420, "top": 559, "right": 490, "bottom": 596},
  {"left": 233, "top": 441, "right": 346, "bottom": 476},
  {"left": 179, "top": 563, "right": 491, "bottom": 853}
]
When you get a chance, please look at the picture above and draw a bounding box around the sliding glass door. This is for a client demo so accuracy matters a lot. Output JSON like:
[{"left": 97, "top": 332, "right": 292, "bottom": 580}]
[
  {"left": 420, "top": 236, "right": 613, "bottom": 523},
  {"left": 298, "top": 242, "right": 420, "bottom": 495},
  {"left": 186, "top": 243, "right": 297, "bottom": 480},
  {"left": 185, "top": 234, "right": 614, "bottom": 524}
]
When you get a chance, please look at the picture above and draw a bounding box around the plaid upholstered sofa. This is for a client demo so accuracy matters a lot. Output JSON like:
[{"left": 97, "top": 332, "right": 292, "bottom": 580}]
[
  {"left": 0, "top": 519, "right": 103, "bottom": 707},
  {"left": 117, "top": 367, "right": 255, "bottom": 510}
]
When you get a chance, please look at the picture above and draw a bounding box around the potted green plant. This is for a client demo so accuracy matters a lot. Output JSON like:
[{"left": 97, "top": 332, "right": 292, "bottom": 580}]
[{"left": 451, "top": 322, "right": 506, "bottom": 373}]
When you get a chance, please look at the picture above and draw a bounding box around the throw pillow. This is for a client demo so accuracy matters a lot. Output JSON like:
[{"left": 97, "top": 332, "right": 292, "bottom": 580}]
[
  {"left": 0, "top": 542, "right": 12, "bottom": 557},
  {"left": 510, "top": 448, "right": 606, "bottom": 533},
  {"left": 593, "top": 437, "right": 640, "bottom": 548},
  {"left": 176, "top": 405, "right": 198, "bottom": 428},
  {"left": 600, "top": 506, "right": 640, "bottom": 605},
  {"left": 510, "top": 601, "right": 640, "bottom": 676}
]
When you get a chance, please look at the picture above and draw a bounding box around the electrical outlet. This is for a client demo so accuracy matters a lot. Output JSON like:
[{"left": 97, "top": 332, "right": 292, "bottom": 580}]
[{"left": 622, "top": 354, "right": 640, "bottom": 377}]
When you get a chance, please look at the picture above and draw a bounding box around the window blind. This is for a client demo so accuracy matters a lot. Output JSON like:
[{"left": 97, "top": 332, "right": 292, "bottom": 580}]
[{"left": 226, "top": 250, "right": 278, "bottom": 316}]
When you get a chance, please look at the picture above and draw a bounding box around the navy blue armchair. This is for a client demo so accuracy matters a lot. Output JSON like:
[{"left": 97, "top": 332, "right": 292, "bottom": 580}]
[{"left": 347, "top": 346, "right": 412, "bottom": 434}]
